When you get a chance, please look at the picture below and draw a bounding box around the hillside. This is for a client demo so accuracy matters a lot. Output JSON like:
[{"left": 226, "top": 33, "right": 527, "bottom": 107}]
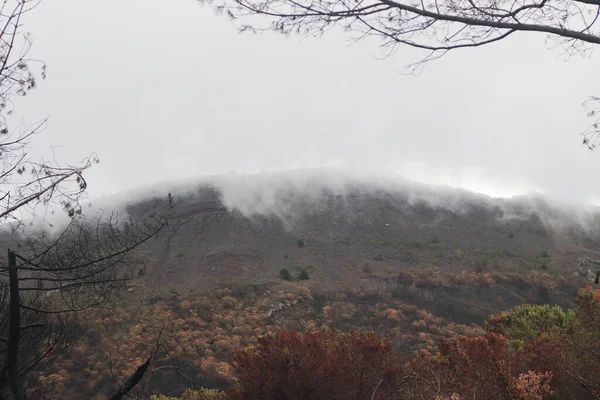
[
  {"left": 34, "top": 171, "right": 600, "bottom": 398},
  {"left": 124, "top": 172, "right": 600, "bottom": 296}
]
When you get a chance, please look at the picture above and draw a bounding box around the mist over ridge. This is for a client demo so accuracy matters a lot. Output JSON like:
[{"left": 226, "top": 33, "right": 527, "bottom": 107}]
[{"left": 94, "top": 167, "right": 600, "bottom": 239}]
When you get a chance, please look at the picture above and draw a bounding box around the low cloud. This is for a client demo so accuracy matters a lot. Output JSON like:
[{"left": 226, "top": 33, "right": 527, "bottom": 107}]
[{"left": 91, "top": 168, "right": 600, "bottom": 239}]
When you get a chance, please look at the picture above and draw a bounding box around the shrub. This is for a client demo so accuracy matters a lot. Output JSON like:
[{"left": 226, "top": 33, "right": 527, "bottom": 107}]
[
  {"left": 361, "top": 260, "right": 372, "bottom": 275},
  {"left": 227, "top": 330, "right": 400, "bottom": 399},
  {"left": 280, "top": 268, "right": 292, "bottom": 281},
  {"left": 541, "top": 250, "right": 550, "bottom": 258},
  {"left": 224, "top": 289, "right": 600, "bottom": 400},
  {"left": 404, "top": 239, "right": 422, "bottom": 248},
  {"left": 150, "top": 388, "right": 225, "bottom": 400},
  {"left": 297, "top": 238, "right": 305, "bottom": 248},
  {"left": 486, "top": 304, "right": 575, "bottom": 341},
  {"left": 396, "top": 270, "right": 416, "bottom": 286},
  {"left": 374, "top": 253, "right": 384, "bottom": 261},
  {"left": 474, "top": 262, "right": 485, "bottom": 274},
  {"left": 298, "top": 269, "right": 309, "bottom": 280},
  {"left": 167, "top": 283, "right": 179, "bottom": 295},
  {"left": 392, "top": 285, "right": 417, "bottom": 300}
]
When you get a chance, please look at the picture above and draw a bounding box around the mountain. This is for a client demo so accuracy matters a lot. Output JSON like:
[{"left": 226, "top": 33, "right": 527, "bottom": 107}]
[
  {"left": 121, "top": 170, "right": 600, "bottom": 297},
  {"left": 36, "top": 169, "right": 600, "bottom": 398}
]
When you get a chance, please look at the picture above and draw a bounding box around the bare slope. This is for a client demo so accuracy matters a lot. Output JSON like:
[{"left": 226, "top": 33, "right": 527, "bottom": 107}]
[{"left": 121, "top": 172, "right": 600, "bottom": 297}]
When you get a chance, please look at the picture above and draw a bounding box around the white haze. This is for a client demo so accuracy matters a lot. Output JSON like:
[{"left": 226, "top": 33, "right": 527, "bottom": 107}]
[
  {"left": 8, "top": 0, "right": 600, "bottom": 210},
  {"left": 88, "top": 168, "right": 600, "bottom": 237}
]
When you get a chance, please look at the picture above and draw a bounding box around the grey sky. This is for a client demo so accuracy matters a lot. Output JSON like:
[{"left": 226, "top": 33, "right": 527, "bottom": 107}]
[{"left": 13, "top": 0, "right": 600, "bottom": 204}]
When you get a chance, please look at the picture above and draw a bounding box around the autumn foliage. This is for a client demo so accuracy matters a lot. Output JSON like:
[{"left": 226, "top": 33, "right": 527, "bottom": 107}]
[
  {"left": 224, "top": 287, "right": 600, "bottom": 400},
  {"left": 228, "top": 330, "right": 399, "bottom": 400},
  {"left": 27, "top": 266, "right": 595, "bottom": 400}
]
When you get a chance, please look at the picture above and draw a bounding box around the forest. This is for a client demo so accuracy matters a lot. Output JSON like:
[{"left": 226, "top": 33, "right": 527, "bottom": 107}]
[{"left": 27, "top": 261, "right": 598, "bottom": 399}]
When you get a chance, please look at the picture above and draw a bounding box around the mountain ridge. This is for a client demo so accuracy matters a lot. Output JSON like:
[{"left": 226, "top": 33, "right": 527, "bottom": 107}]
[{"left": 113, "top": 170, "right": 600, "bottom": 298}]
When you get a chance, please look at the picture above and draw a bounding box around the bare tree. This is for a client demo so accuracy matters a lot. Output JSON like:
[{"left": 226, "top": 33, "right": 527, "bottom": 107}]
[
  {"left": 0, "top": 0, "right": 90, "bottom": 230},
  {"left": 0, "top": 1, "right": 173, "bottom": 398},
  {"left": 0, "top": 204, "right": 172, "bottom": 397},
  {"left": 583, "top": 97, "right": 600, "bottom": 149},
  {"left": 198, "top": 0, "right": 600, "bottom": 145}
]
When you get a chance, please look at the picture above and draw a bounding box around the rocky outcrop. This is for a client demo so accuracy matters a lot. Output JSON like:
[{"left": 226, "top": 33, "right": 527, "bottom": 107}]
[
  {"left": 575, "top": 257, "right": 600, "bottom": 282},
  {"left": 266, "top": 298, "right": 303, "bottom": 317}
]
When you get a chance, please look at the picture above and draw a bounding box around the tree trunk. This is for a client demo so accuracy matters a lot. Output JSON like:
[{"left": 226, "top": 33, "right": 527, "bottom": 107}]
[
  {"left": 7, "top": 249, "right": 26, "bottom": 400},
  {"left": 108, "top": 357, "right": 151, "bottom": 400}
]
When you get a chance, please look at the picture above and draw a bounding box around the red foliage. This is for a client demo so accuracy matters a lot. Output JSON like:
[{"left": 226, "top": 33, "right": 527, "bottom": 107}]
[
  {"left": 228, "top": 328, "right": 567, "bottom": 400},
  {"left": 228, "top": 330, "right": 400, "bottom": 400},
  {"left": 227, "top": 330, "right": 556, "bottom": 400},
  {"left": 437, "top": 333, "right": 513, "bottom": 398}
]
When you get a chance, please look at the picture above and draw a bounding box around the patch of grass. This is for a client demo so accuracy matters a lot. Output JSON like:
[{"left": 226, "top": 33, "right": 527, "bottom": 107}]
[
  {"left": 427, "top": 242, "right": 447, "bottom": 251},
  {"left": 479, "top": 249, "right": 508, "bottom": 269},
  {"left": 502, "top": 249, "right": 518, "bottom": 257},
  {"left": 481, "top": 249, "right": 505, "bottom": 259},
  {"left": 252, "top": 281, "right": 263, "bottom": 292},
  {"left": 454, "top": 248, "right": 464, "bottom": 259},
  {"left": 401, "top": 239, "right": 422, "bottom": 249},
  {"left": 390, "top": 240, "right": 402, "bottom": 249},
  {"left": 541, "top": 250, "right": 550, "bottom": 258},
  {"left": 337, "top": 237, "right": 352, "bottom": 245},
  {"left": 516, "top": 258, "right": 541, "bottom": 271},
  {"left": 167, "top": 283, "right": 179, "bottom": 296},
  {"left": 368, "top": 238, "right": 385, "bottom": 248}
]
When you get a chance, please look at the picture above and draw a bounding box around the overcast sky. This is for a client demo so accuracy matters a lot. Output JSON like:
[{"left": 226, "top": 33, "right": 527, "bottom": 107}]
[{"left": 13, "top": 0, "right": 600, "bottom": 204}]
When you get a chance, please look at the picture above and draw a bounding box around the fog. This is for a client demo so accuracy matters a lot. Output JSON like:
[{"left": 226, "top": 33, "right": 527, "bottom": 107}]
[
  {"left": 85, "top": 168, "right": 598, "bottom": 239},
  {"left": 9, "top": 0, "right": 600, "bottom": 218}
]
